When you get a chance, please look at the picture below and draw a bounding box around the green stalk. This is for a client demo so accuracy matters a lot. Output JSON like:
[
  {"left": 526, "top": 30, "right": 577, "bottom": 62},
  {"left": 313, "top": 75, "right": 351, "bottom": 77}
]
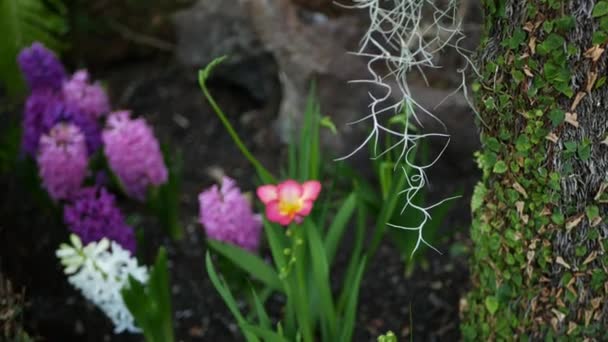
[
  {"left": 293, "top": 227, "right": 314, "bottom": 342},
  {"left": 198, "top": 58, "right": 275, "bottom": 184}
]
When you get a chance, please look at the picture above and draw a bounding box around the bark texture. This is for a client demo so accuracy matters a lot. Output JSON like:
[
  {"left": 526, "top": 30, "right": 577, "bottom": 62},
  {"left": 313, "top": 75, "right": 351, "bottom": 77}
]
[{"left": 462, "top": 0, "right": 608, "bottom": 339}]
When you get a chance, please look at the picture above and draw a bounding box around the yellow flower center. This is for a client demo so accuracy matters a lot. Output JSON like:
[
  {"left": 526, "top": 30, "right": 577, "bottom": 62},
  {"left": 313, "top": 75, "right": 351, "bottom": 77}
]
[{"left": 278, "top": 198, "right": 303, "bottom": 217}]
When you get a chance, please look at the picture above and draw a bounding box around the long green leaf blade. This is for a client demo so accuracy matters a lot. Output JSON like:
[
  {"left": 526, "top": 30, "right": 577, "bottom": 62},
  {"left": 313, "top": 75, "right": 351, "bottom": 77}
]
[
  {"left": 207, "top": 239, "right": 282, "bottom": 291},
  {"left": 324, "top": 192, "right": 357, "bottom": 265}
]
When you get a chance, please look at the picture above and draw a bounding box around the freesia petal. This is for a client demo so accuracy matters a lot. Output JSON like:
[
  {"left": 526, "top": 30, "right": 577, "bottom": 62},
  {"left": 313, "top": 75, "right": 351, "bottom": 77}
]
[
  {"left": 278, "top": 214, "right": 294, "bottom": 226},
  {"left": 301, "top": 180, "right": 321, "bottom": 201},
  {"left": 278, "top": 180, "right": 302, "bottom": 203},
  {"left": 297, "top": 199, "right": 314, "bottom": 216},
  {"left": 257, "top": 185, "right": 278, "bottom": 204},
  {"left": 266, "top": 201, "right": 292, "bottom": 225}
]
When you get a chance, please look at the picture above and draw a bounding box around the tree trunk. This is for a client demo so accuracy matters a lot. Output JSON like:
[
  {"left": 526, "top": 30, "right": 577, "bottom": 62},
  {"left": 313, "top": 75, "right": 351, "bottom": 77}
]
[{"left": 461, "top": 0, "right": 608, "bottom": 340}]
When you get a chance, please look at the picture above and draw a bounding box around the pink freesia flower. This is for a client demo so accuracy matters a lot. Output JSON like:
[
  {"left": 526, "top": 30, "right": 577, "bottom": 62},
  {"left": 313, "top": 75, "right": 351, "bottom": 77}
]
[{"left": 256, "top": 180, "right": 322, "bottom": 226}]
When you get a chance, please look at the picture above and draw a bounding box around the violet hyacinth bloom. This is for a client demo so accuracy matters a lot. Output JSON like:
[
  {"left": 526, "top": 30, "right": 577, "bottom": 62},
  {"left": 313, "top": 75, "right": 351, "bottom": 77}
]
[
  {"left": 63, "top": 70, "right": 110, "bottom": 119},
  {"left": 22, "top": 90, "right": 102, "bottom": 156},
  {"left": 21, "top": 89, "right": 62, "bottom": 156},
  {"left": 64, "top": 187, "right": 136, "bottom": 254},
  {"left": 199, "top": 177, "right": 262, "bottom": 252},
  {"left": 37, "top": 123, "right": 88, "bottom": 201},
  {"left": 102, "top": 111, "right": 168, "bottom": 201},
  {"left": 17, "top": 42, "right": 67, "bottom": 91}
]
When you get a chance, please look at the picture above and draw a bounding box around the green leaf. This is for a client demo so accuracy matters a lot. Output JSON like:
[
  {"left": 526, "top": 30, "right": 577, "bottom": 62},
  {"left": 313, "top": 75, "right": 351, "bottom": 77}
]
[
  {"left": 338, "top": 257, "right": 367, "bottom": 342},
  {"left": 368, "top": 162, "right": 407, "bottom": 257},
  {"left": 601, "top": 17, "right": 608, "bottom": 31},
  {"left": 305, "top": 221, "right": 337, "bottom": 338},
  {"left": 324, "top": 192, "right": 357, "bottom": 264},
  {"left": 554, "top": 16, "right": 575, "bottom": 31},
  {"left": 548, "top": 109, "right": 565, "bottom": 126},
  {"left": 577, "top": 139, "right": 592, "bottom": 161},
  {"left": 198, "top": 58, "right": 275, "bottom": 184},
  {"left": 122, "top": 248, "right": 175, "bottom": 342},
  {"left": 250, "top": 288, "right": 271, "bottom": 329},
  {"left": 263, "top": 221, "right": 288, "bottom": 271},
  {"left": 243, "top": 324, "right": 289, "bottom": 342},
  {"left": 595, "top": 76, "right": 607, "bottom": 89},
  {"left": 0, "top": 0, "right": 68, "bottom": 97},
  {"left": 485, "top": 296, "right": 499, "bottom": 315},
  {"left": 471, "top": 183, "right": 487, "bottom": 213},
  {"left": 537, "top": 33, "right": 564, "bottom": 55},
  {"left": 206, "top": 252, "right": 259, "bottom": 342},
  {"left": 503, "top": 28, "right": 526, "bottom": 49},
  {"left": 592, "top": 1, "right": 608, "bottom": 17},
  {"left": 564, "top": 141, "right": 577, "bottom": 153},
  {"left": 485, "top": 137, "right": 501, "bottom": 152},
  {"left": 320, "top": 116, "right": 337, "bottom": 134},
  {"left": 592, "top": 31, "right": 608, "bottom": 45},
  {"left": 207, "top": 239, "right": 282, "bottom": 291},
  {"left": 586, "top": 205, "right": 600, "bottom": 220},
  {"left": 493, "top": 161, "right": 508, "bottom": 174},
  {"left": 298, "top": 84, "right": 321, "bottom": 181}
]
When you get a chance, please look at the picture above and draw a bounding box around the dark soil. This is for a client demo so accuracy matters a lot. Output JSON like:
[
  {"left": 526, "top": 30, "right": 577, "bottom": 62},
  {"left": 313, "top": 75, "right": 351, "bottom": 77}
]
[{"left": 0, "top": 58, "right": 477, "bottom": 341}]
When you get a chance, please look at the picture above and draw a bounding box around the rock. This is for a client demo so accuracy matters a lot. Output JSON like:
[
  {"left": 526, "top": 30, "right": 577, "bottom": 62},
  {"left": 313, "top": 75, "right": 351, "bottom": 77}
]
[{"left": 173, "top": 0, "right": 279, "bottom": 102}]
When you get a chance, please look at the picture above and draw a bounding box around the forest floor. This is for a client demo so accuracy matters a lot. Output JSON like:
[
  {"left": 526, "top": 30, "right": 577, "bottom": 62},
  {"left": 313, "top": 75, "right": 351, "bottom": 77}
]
[{"left": 0, "top": 58, "right": 478, "bottom": 341}]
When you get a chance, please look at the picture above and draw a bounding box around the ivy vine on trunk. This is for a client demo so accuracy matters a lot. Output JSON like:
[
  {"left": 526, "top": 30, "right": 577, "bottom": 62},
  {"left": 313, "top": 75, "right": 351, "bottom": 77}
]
[{"left": 462, "top": 0, "right": 608, "bottom": 339}]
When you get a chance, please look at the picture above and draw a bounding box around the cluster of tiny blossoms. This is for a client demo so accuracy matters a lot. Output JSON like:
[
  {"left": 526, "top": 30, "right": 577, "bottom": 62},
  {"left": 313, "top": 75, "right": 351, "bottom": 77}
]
[
  {"left": 18, "top": 43, "right": 167, "bottom": 203},
  {"left": 199, "top": 177, "right": 262, "bottom": 252},
  {"left": 37, "top": 123, "right": 88, "bottom": 201},
  {"left": 102, "top": 111, "right": 168, "bottom": 201},
  {"left": 19, "top": 43, "right": 169, "bottom": 334},
  {"left": 64, "top": 187, "right": 137, "bottom": 254},
  {"left": 56, "top": 235, "right": 148, "bottom": 333}
]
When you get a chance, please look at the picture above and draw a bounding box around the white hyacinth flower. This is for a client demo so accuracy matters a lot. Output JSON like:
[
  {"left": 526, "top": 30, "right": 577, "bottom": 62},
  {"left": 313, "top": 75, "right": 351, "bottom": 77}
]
[{"left": 56, "top": 234, "right": 149, "bottom": 333}]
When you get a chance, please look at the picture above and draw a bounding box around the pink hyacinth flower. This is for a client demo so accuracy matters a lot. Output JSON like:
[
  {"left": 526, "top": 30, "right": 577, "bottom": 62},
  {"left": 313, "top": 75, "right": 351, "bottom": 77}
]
[
  {"left": 37, "top": 123, "right": 88, "bottom": 201},
  {"left": 63, "top": 70, "right": 110, "bottom": 119},
  {"left": 102, "top": 110, "right": 168, "bottom": 201},
  {"left": 256, "top": 180, "right": 322, "bottom": 226}
]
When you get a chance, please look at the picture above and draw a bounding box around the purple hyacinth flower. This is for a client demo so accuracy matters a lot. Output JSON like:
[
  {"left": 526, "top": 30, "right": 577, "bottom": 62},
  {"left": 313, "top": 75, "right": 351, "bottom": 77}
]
[
  {"left": 21, "top": 89, "right": 62, "bottom": 156},
  {"left": 17, "top": 42, "right": 67, "bottom": 91},
  {"left": 63, "top": 70, "right": 111, "bottom": 120},
  {"left": 21, "top": 89, "right": 102, "bottom": 157},
  {"left": 64, "top": 187, "right": 136, "bottom": 254},
  {"left": 102, "top": 111, "right": 168, "bottom": 201},
  {"left": 37, "top": 123, "right": 88, "bottom": 201},
  {"left": 199, "top": 177, "right": 262, "bottom": 252}
]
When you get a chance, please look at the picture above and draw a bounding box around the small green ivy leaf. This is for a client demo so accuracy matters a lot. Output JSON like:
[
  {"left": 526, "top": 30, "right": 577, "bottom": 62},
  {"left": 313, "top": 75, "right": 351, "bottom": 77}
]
[
  {"left": 586, "top": 205, "right": 600, "bottom": 221},
  {"left": 548, "top": 109, "right": 565, "bottom": 126},
  {"left": 595, "top": 76, "right": 607, "bottom": 89},
  {"left": 485, "top": 296, "right": 499, "bottom": 315},
  {"left": 592, "top": 31, "right": 608, "bottom": 45},
  {"left": 493, "top": 161, "right": 508, "bottom": 174},
  {"left": 552, "top": 212, "right": 565, "bottom": 225},
  {"left": 554, "top": 16, "right": 575, "bottom": 31},
  {"left": 486, "top": 137, "right": 501, "bottom": 152},
  {"left": 577, "top": 139, "right": 592, "bottom": 161},
  {"left": 515, "top": 135, "right": 531, "bottom": 152},
  {"left": 472, "top": 82, "right": 481, "bottom": 92},
  {"left": 592, "top": 1, "right": 608, "bottom": 17},
  {"left": 601, "top": 17, "right": 608, "bottom": 31},
  {"left": 512, "top": 69, "right": 525, "bottom": 83},
  {"left": 543, "top": 21, "right": 554, "bottom": 34},
  {"left": 538, "top": 33, "right": 565, "bottom": 55},
  {"left": 471, "top": 183, "right": 487, "bottom": 213}
]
